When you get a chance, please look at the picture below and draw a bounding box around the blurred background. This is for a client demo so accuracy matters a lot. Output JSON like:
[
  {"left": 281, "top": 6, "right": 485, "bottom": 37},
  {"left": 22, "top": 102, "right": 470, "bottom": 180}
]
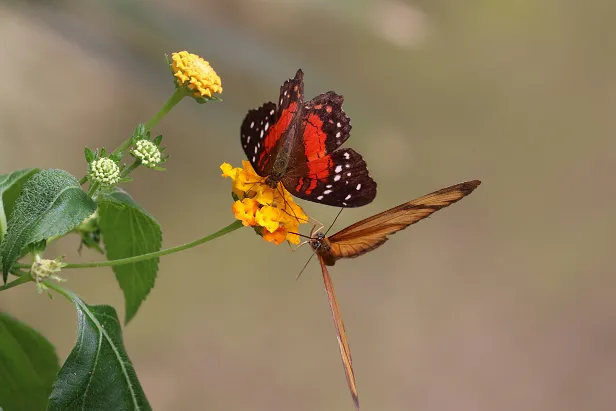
[{"left": 1, "top": 0, "right": 615, "bottom": 410}]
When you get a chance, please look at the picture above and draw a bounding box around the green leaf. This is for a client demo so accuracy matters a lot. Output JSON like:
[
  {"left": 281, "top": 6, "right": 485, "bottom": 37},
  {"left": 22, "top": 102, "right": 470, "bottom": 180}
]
[
  {"left": 0, "top": 168, "right": 39, "bottom": 243},
  {"left": 132, "top": 124, "right": 145, "bottom": 140},
  {"left": 98, "top": 189, "right": 162, "bottom": 323},
  {"left": 84, "top": 147, "right": 95, "bottom": 163},
  {"left": 109, "top": 152, "right": 123, "bottom": 163},
  {"left": 47, "top": 294, "right": 151, "bottom": 411},
  {"left": 0, "top": 312, "right": 60, "bottom": 411},
  {"left": 0, "top": 169, "right": 96, "bottom": 281}
]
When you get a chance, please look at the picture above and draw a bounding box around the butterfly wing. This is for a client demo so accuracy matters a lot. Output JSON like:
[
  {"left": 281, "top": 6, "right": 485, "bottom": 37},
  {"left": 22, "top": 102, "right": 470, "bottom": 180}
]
[
  {"left": 240, "top": 70, "right": 304, "bottom": 175},
  {"left": 283, "top": 148, "right": 377, "bottom": 207},
  {"left": 327, "top": 180, "right": 481, "bottom": 260},
  {"left": 319, "top": 254, "right": 360, "bottom": 411}
]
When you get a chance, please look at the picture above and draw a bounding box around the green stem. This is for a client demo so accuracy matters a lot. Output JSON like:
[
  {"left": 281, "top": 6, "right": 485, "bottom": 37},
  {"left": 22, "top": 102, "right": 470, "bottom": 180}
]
[
  {"left": 44, "top": 281, "right": 73, "bottom": 303},
  {"left": 87, "top": 181, "right": 100, "bottom": 197},
  {"left": 0, "top": 274, "right": 32, "bottom": 291},
  {"left": 121, "top": 160, "right": 140, "bottom": 178},
  {"left": 14, "top": 220, "right": 244, "bottom": 270},
  {"left": 144, "top": 89, "right": 186, "bottom": 131},
  {"left": 79, "top": 175, "right": 88, "bottom": 185}
]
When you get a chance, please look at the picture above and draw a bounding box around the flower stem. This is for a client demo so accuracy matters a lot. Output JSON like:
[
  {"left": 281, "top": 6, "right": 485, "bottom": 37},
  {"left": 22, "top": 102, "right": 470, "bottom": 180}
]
[
  {"left": 87, "top": 181, "right": 100, "bottom": 197},
  {"left": 144, "top": 89, "right": 186, "bottom": 131},
  {"left": 27, "top": 220, "right": 243, "bottom": 270},
  {"left": 0, "top": 273, "right": 32, "bottom": 291},
  {"left": 121, "top": 160, "right": 140, "bottom": 178},
  {"left": 43, "top": 280, "right": 74, "bottom": 303}
]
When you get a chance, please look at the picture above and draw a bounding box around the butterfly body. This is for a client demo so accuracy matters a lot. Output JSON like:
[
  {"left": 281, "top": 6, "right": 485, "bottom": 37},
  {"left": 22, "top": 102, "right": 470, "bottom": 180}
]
[{"left": 241, "top": 69, "right": 377, "bottom": 207}]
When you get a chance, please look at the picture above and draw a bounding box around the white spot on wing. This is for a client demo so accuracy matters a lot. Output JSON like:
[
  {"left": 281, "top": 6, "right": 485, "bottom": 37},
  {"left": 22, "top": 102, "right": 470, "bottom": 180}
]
[
  {"left": 342, "top": 202, "right": 347, "bottom": 206},
  {"left": 335, "top": 165, "right": 342, "bottom": 173},
  {"left": 317, "top": 195, "right": 323, "bottom": 200},
  {"left": 250, "top": 122, "right": 254, "bottom": 128},
  {"left": 254, "top": 146, "right": 258, "bottom": 154},
  {"left": 345, "top": 194, "right": 352, "bottom": 200},
  {"left": 270, "top": 109, "right": 275, "bottom": 115},
  {"left": 326, "top": 184, "right": 332, "bottom": 188},
  {"left": 334, "top": 175, "right": 341, "bottom": 181},
  {"left": 337, "top": 122, "right": 341, "bottom": 127},
  {"left": 260, "top": 130, "right": 264, "bottom": 138},
  {"left": 324, "top": 190, "right": 332, "bottom": 195},
  {"left": 247, "top": 136, "right": 251, "bottom": 143},
  {"left": 336, "top": 132, "right": 342, "bottom": 138},
  {"left": 265, "top": 123, "right": 269, "bottom": 131},
  {"left": 345, "top": 164, "right": 350, "bottom": 168},
  {"left": 347, "top": 172, "right": 352, "bottom": 176},
  {"left": 356, "top": 183, "right": 362, "bottom": 190},
  {"left": 252, "top": 155, "right": 256, "bottom": 162}
]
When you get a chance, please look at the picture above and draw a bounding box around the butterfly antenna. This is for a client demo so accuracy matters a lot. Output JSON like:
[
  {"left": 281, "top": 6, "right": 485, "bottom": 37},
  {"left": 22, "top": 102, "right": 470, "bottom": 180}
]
[
  {"left": 296, "top": 246, "right": 319, "bottom": 281},
  {"left": 323, "top": 207, "right": 345, "bottom": 236}
]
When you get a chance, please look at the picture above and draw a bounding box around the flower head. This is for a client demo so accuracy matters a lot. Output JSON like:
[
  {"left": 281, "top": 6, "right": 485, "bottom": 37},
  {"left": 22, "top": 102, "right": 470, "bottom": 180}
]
[
  {"left": 171, "top": 51, "right": 222, "bottom": 101},
  {"left": 221, "top": 161, "right": 309, "bottom": 245},
  {"left": 131, "top": 139, "right": 162, "bottom": 168},
  {"left": 89, "top": 158, "right": 120, "bottom": 187},
  {"left": 31, "top": 255, "right": 67, "bottom": 294}
]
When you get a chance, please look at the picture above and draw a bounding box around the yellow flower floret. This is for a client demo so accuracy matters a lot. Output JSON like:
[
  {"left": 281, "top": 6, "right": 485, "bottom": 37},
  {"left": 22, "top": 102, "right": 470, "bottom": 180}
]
[
  {"left": 232, "top": 198, "right": 259, "bottom": 227},
  {"left": 221, "top": 161, "right": 309, "bottom": 245},
  {"left": 171, "top": 51, "right": 222, "bottom": 98}
]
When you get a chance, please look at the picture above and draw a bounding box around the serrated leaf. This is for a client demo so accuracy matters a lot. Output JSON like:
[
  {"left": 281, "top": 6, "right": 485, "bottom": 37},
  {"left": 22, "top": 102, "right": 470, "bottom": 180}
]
[
  {"left": 0, "top": 312, "right": 60, "bottom": 411},
  {"left": 47, "top": 294, "right": 151, "bottom": 411},
  {"left": 84, "top": 147, "right": 95, "bottom": 163},
  {"left": 0, "top": 168, "right": 39, "bottom": 243},
  {"left": 98, "top": 189, "right": 162, "bottom": 323},
  {"left": 0, "top": 169, "right": 96, "bottom": 281},
  {"left": 133, "top": 124, "right": 145, "bottom": 139},
  {"left": 109, "top": 152, "right": 123, "bottom": 163}
]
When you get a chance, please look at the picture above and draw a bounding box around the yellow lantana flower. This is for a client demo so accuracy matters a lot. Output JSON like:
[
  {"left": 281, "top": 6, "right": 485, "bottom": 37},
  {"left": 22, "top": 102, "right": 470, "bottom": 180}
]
[
  {"left": 221, "top": 161, "right": 309, "bottom": 245},
  {"left": 171, "top": 51, "right": 222, "bottom": 100}
]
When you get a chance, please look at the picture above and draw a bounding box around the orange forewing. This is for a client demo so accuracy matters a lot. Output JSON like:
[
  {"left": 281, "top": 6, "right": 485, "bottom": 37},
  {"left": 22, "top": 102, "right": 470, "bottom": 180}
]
[{"left": 326, "top": 180, "right": 481, "bottom": 262}]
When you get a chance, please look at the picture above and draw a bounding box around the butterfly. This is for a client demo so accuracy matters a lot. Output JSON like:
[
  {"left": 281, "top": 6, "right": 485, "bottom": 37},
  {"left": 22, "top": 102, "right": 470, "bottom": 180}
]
[
  {"left": 240, "top": 69, "right": 377, "bottom": 208},
  {"left": 306, "top": 180, "right": 481, "bottom": 410}
]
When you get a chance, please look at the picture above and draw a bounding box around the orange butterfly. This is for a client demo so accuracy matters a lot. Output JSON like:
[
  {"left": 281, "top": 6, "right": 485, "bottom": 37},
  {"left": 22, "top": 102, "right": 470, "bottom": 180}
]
[{"left": 307, "top": 180, "right": 481, "bottom": 410}]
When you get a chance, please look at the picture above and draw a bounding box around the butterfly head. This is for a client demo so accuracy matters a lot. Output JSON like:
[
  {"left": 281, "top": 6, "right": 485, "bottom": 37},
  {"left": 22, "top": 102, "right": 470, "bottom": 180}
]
[{"left": 309, "top": 232, "right": 328, "bottom": 251}]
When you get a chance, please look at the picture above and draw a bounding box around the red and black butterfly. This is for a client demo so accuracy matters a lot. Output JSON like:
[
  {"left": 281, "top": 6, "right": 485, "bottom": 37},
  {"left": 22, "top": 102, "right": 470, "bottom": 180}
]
[{"left": 241, "top": 69, "right": 377, "bottom": 208}]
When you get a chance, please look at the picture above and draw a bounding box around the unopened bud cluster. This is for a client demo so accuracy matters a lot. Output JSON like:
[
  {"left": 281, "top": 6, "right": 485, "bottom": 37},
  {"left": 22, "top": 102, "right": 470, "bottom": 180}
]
[
  {"left": 89, "top": 158, "right": 120, "bottom": 186},
  {"left": 131, "top": 140, "right": 162, "bottom": 168}
]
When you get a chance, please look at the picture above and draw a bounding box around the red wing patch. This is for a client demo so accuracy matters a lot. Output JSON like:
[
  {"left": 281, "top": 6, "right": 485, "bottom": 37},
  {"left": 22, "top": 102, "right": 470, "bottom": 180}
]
[{"left": 302, "top": 113, "right": 328, "bottom": 162}]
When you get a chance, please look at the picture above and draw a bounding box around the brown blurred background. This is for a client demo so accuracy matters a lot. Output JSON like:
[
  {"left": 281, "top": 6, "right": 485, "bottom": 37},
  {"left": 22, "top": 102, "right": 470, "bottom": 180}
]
[{"left": 1, "top": 0, "right": 615, "bottom": 410}]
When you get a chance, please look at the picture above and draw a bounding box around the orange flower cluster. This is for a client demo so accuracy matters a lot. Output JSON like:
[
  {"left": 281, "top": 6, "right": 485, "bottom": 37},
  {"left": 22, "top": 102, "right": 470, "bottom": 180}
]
[{"left": 221, "top": 161, "right": 309, "bottom": 245}]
